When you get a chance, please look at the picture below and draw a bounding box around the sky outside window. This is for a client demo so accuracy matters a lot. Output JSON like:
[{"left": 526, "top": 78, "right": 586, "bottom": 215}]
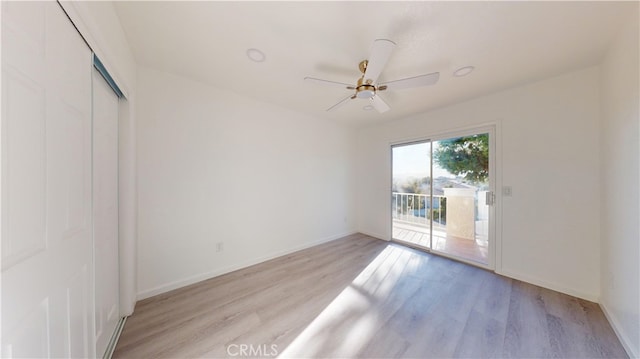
[{"left": 393, "top": 142, "right": 453, "bottom": 181}]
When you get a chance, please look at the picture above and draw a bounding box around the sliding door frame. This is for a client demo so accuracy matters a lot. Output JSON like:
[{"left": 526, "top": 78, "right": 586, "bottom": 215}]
[{"left": 389, "top": 124, "right": 499, "bottom": 271}]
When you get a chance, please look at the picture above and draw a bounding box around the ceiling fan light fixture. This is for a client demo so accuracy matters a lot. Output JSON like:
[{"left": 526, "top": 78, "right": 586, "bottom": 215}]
[
  {"left": 355, "top": 77, "right": 376, "bottom": 99},
  {"left": 246, "top": 48, "right": 266, "bottom": 62},
  {"left": 453, "top": 66, "right": 474, "bottom": 77},
  {"left": 356, "top": 87, "right": 375, "bottom": 99}
]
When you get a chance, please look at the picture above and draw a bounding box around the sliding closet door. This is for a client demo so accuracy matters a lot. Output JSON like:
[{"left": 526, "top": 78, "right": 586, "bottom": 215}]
[
  {"left": 93, "top": 68, "right": 120, "bottom": 358},
  {"left": 1, "top": 2, "right": 95, "bottom": 357}
]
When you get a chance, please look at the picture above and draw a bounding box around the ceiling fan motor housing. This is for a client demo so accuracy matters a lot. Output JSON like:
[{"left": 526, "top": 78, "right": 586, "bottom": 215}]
[{"left": 356, "top": 76, "right": 376, "bottom": 99}]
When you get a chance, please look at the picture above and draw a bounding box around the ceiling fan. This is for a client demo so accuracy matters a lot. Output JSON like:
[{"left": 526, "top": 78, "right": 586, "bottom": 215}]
[{"left": 305, "top": 39, "right": 440, "bottom": 113}]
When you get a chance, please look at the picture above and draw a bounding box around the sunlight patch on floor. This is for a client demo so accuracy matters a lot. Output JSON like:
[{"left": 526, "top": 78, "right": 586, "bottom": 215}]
[{"left": 279, "top": 244, "right": 424, "bottom": 357}]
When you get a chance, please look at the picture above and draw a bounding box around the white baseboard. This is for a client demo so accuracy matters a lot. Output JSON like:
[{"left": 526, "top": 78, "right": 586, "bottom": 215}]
[
  {"left": 136, "top": 230, "right": 357, "bottom": 300},
  {"left": 599, "top": 300, "right": 638, "bottom": 358},
  {"left": 497, "top": 268, "right": 599, "bottom": 302},
  {"left": 356, "top": 229, "right": 388, "bottom": 241}
]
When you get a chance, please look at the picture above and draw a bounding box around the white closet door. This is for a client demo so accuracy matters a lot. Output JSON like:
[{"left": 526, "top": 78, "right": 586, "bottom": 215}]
[
  {"left": 92, "top": 68, "right": 120, "bottom": 358},
  {"left": 1, "top": 2, "right": 94, "bottom": 358}
]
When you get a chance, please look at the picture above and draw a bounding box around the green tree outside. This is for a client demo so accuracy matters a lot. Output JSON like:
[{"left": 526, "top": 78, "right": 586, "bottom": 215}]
[{"left": 433, "top": 134, "right": 489, "bottom": 184}]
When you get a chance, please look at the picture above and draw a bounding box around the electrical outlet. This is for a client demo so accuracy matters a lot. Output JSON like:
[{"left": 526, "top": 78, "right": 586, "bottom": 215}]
[
  {"left": 216, "top": 242, "right": 224, "bottom": 252},
  {"left": 503, "top": 186, "right": 513, "bottom": 197}
]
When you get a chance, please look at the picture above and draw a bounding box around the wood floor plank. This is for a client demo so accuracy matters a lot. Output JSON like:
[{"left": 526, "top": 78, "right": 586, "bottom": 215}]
[
  {"left": 580, "top": 299, "right": 630, "bottom": 358},
  {"left": 113, "top": 234, "right": 628, "bottom": 359},
  {"left": 453, "top": 309, "right": 505, "bottom": 358},
  {"left": 502, "top": 282, "right": 554, "bottom": 358}
]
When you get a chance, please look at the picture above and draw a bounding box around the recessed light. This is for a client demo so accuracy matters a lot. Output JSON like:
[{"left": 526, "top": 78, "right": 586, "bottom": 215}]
[
  {"left": 453, "top": 66, "right": 474, "bottom": 77},
  {"left": 246, "top": 48, "right": 266, "bottom": 63},
  {"left": 363, "top": 105, "right": 374, "bottom": 111}
]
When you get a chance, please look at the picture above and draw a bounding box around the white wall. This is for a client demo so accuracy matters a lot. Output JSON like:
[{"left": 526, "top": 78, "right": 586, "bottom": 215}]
[
  {"left": 58, "top": 0, "right": 138, "bottom": 316},
  {"left": 136, "top": 66, "right": 356, "bottom": 298},
  {"left": 357, "top": 66, "right": 601, "bottom": 301},
  {"left": 600, "top": 12, "right": 640, "bottom": 358}
]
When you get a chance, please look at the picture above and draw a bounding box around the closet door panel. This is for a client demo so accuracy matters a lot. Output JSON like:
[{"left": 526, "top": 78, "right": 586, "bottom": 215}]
[
  {"left": 1, "top": 2, "right": 94, "bottom": 358},
  {"left": 93, "top": 67, "right": 120, "bottom": 358}
]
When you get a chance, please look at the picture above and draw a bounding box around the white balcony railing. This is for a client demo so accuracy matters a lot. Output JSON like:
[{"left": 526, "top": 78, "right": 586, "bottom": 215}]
[{"left": 392, "top": 192, "right": 445, "bottom": 227}]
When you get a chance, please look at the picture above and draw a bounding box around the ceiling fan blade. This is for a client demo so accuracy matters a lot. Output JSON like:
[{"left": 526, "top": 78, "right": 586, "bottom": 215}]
[
  {"left": 370, "top": 94, "right": 390, "bottom": 113},
  {"left": 379, "top": 72, "right": 440, "bottom": 90},
  {"left": 327, "top": 94, "right": 355, "bottom": 112},
  {"left": 363, "top": 39, "right": 396, "bottom": 83},
  {"left": 305, "top": 77, "right": 353, "bottom": 89}
]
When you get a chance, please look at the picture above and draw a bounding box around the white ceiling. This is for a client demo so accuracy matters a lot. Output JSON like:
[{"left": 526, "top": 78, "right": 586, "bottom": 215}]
[{"left": 114, "top": 1, "right": 635, "bottom": 128}]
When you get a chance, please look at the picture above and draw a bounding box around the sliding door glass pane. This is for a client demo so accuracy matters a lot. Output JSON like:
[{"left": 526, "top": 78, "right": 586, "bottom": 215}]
[
  {"left": 432, "top": 134, "right": 489, "bottom": 264},
  {"left": 391, "top": 141, "right": 431, "bottom": 249}
]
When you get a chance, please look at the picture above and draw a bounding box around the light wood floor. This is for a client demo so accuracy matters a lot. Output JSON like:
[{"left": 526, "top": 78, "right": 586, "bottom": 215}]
[{"left": 113, "top": 234, "right": 627, "bottom": 358}]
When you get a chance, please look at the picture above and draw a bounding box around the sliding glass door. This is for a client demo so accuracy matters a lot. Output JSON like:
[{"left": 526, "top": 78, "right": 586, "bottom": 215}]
[{"left": 391, "top": 129, "right": 493, "bottom": 267}]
